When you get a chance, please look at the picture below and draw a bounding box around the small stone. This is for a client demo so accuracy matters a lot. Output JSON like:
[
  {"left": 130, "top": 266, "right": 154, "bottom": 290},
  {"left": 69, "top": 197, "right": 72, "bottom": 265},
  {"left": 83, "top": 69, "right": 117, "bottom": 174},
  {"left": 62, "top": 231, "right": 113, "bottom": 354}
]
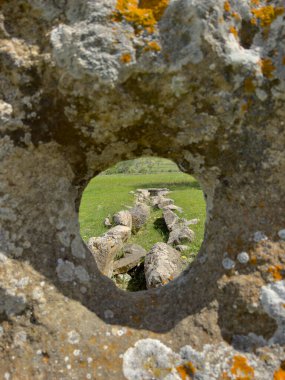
[
  {"left": 237, "top": 252, "right": 249, "bottom": 264},
  {"left": 222, "top": 257, "right": 235, "bottom": 270},
  {"left": 278, "top": 229, "right": 285, "bottom": 240},
  {"left": 73, "top": 349, "right": 81, "bottom": 357},
  {"left": 253, "top": 231, "right": 268, "bottom": 243}
]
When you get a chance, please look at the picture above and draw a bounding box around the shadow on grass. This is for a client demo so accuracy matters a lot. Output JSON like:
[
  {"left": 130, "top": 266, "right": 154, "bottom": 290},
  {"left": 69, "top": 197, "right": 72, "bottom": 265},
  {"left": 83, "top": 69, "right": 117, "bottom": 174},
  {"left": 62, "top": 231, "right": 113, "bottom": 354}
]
[
  {"left": 133, "top": 181, "right": 201, "bottom": 191},
  {"left": 153, "top": 217, "right": 169, "bottom": 243}
]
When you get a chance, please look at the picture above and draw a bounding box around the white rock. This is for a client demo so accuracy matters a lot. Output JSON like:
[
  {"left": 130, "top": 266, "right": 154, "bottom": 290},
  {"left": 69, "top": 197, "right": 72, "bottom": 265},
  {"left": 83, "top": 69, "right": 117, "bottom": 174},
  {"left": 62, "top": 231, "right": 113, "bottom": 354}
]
[{"left": 237, "top": 252, "right": 249, "bottom": 264}]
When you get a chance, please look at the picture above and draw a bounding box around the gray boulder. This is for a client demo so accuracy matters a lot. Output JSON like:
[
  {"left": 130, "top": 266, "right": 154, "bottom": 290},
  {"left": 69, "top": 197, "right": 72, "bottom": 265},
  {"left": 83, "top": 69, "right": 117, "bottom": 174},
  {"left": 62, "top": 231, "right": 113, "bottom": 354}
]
[
  {"left": 147, "top": 188, "right": 170, "bottom": 197},
  {"left": 122, "top": 244, "right": 147, "bottom": 257},
  {"left": 135, "top": 189, "right": 150, "bottom": 203},
  {"left": 144, "top": 243, "right": 183, "bottom": 289},
  {"left": 130, "top": 203, "right": 150, "bottom": 232},
  {"left": 151, "top": 196, "right": 174, "bottom": 209},
  {"left": 167, "top": 226, "right": 195, "bottom": 246},
  {"left": 163, "top": 209, "right": 179, "bottom": 232},
  {"left": 163, "top": 204, "right": 183, "bottom": 213},
  {"left": 87, "top": 226, "right": 131, "bottom": 277},
  {"left": 113, "top": 250, "right": 147, "bottom": 274},
  {"left": 113, "top": 210, "right": 132, "bottom": 229}
]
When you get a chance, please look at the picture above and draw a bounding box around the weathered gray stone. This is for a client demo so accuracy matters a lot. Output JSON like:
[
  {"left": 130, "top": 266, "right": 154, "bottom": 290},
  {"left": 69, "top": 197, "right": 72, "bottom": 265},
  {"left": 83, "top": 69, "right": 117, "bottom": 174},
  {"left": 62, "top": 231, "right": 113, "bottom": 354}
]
[
  {"left": 144, "top": 243, "right": 183, "bottom": 289},
  {"left": 147, "top": 188, "right": 170, "bottom": 197},
  {"left": 163, "top": 209, "right": 179, "bottom": 232},
  {"left": 168, "top": 226, "right": 195, "bottom": 246},
  {"left": 1, "top": 0, "right": 285, "bottom": 377},
  {"left": 105, "top": 225, "right": 131, "bottom": 242},
  {"left": 87, "top": 226, "right": 130, "bottom": 277},
  {"left": 135, "top": 189, "right": 150, "bottom": 203},
  {"left": 122, "top": 244, "right": 147, "bottom": 258},
  {"left": 130, "top": 203, "right": 150, "bottom": 232},
  {"left": 151, "top": 196, "right": 174, "bottom": 209},
  {"left": 113, "top": 251, "right": 146, "bottom": 275},
  {"left": 113, "top": 210, "right": 132, "bottom": 229},
  {"left": 163, "top": 204, "right": 183, "bottom": 213}
]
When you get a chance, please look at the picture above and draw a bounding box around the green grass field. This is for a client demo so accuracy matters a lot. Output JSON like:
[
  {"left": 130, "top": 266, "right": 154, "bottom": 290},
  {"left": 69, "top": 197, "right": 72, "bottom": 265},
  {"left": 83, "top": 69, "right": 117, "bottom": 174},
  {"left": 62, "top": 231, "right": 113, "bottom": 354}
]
[{"left": 79, "top": 172, "right": 206, "bottom": 258}]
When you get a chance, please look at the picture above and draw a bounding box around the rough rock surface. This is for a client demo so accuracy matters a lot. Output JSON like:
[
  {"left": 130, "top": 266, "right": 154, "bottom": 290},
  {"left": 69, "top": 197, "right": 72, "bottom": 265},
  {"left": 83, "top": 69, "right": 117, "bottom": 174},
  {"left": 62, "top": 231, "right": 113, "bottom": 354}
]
[
  {"left": 113, "top": 210, "right": 133, "bottom": 229},
  {"left": 130, "top": 203, "right": 150, "bottom": 232},
  {"left": 113, "top": 251, "right": 147, "bottom": 275},
  {"left": 0, "top": 0, "right": 285, "bottom": 377},
  {"left": 87, "top": 226, "right": 131, "bottom": 277},
  {"left": 122, "top": 243, "right": 147, "bottom": 258},
  {"left": 168, "top": 225, "right": 195, "bottom": 246},
  {"left": 163, "top": 208, "right": 180, "bottom": 231},
  {"left": 144, "top": 243, "right": 183, "bottom": 289}
]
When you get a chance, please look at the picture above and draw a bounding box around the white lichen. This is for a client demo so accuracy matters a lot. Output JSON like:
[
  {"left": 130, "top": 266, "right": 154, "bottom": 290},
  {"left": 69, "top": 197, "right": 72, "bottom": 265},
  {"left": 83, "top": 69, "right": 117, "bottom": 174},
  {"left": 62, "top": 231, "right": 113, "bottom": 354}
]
[
  {"left": 278, "top": 229, "right": 285, "bottom": 240},
  {"left": 222, "top": 257, "right": 235, "bottom": 270}
]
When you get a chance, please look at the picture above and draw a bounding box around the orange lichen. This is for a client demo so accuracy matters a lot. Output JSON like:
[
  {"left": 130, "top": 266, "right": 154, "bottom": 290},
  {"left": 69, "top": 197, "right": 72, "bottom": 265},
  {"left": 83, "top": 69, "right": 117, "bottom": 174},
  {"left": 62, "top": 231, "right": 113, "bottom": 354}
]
[
  {"left": 230, "top": 355, "right": 255, "bottom": 380},
  {"left": 251, "top": 5, "right": 284, "bottom": 27},
  {"left": 251, "top": 0, "right": 260, "bottom": 5},
  {"left": 260, "top": 58, "right": 275, "bottom": 78},
  {"left": 221, "top": 372, "right": 231, "bottom": 380},
  {"left": 224, "top": 1, "right": 231, "bottom": 12},
  {"left": 176, "top": 361, "right": 196, "bottom": 380},
  {"left": 114, "top": 0, "right": 169, "bottom": 32},
  {"left": 144, "top": 41, "right": 161, "bottom": 51},
  {"left": 244, "top": 78, "right": 255, "bottom": 93},
  {"left": 139, "top": 0, "right": 169, "bottom": 21},
  {"left": 268, "top": 265, "right": 284, "bottom": 281},
  {"left": 282, "top": 57, "right": 285, "bottom": 65},
  {"left": 274, "top": 368, "right": 285, "bottom": 380},
  {"left": 120, "top": 52, "right": 132, "bottom": 63},
  {"left": 232, "top": 12, "right": 241, "bottom": 21},
  {"left": 229, "top": 26, "right": 238, "bottom": 39}
]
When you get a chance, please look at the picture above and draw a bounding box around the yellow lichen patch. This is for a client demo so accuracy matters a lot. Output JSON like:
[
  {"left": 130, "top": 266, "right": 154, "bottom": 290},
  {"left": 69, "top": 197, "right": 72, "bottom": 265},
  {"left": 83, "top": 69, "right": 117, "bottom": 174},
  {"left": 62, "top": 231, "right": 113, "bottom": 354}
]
[
  {"left": 176, "top": 361, "right": 196, "bottom": 380},
  {"left": 120, "top": 52, "right": 132, "bottom": 63},
  {"left": 230, "top": 355, "right": 255, "bottom": 380},
  {"left": 268, "top": 265, "right": 284, "bottom": 281},
  {"left": 244, "top": 78, "right": 255, "bottom": 93},
  {"left": 251, "top": 5, "right": 284, "bottom": 27},
  {"left": 139, "top": 0, "right": 169, "bottom": 21},
  {"left": 224, "top": 1, "right": 231, "bottom": 12},
  {"left": 260, "top": 58, "right": 275, "bottom": 78},
  {"left": 229, "top": 26, "right": 238, "bottom": 39},
  {"left": 144, "top": 41, "right": 161, "bottom": 51},
  {"left": 114, "top": 0, "right": 169, "bottom": 32}
]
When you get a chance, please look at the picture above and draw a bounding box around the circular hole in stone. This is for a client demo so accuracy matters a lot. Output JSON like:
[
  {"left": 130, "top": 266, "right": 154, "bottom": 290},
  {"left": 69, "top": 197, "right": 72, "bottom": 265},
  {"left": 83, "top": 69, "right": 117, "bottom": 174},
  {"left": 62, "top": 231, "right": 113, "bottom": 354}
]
[{"left": 79, "top": 157, "right": 206, "bottom": 292}]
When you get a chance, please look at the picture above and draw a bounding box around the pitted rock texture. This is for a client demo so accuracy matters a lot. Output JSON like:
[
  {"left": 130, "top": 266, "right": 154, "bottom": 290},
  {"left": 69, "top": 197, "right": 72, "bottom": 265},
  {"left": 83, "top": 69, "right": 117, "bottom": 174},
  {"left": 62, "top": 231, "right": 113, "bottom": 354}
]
[{"left": 0, "top": 0, "right": 285, "bottom": 378}]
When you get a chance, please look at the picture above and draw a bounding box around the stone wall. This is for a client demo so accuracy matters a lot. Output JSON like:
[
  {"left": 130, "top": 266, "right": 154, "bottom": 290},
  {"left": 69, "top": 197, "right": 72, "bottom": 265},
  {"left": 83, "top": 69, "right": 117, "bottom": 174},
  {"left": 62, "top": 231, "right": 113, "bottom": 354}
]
[{"left": 0, "top": 0, "right": 284, "bottom": 378}]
